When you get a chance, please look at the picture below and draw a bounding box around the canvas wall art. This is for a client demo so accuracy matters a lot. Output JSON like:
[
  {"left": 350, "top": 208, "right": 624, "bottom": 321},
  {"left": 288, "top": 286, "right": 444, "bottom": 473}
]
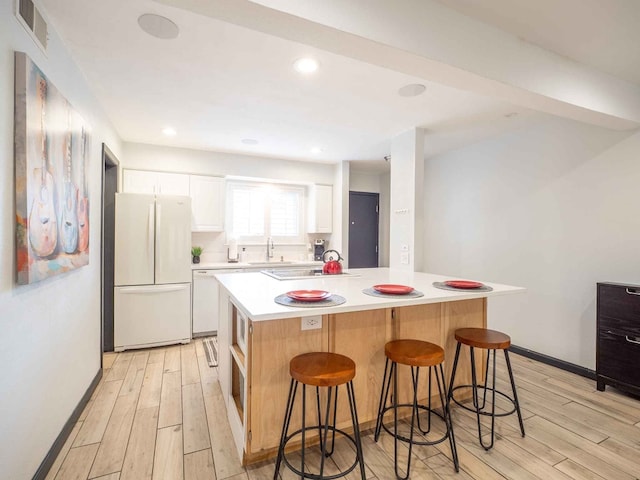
[{"left": 15, "top": 52, "right": 91, "bottom": 285}]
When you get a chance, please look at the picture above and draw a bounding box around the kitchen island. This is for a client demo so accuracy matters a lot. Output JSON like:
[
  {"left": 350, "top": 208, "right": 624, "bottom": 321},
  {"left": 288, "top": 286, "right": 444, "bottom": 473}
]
[{"left": 214, "top": 268, "right": 524, "bottom": 464}]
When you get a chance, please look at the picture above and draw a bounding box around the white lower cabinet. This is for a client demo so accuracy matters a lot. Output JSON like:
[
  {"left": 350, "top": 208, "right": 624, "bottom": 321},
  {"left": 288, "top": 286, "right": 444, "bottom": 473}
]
[{"left": 192, "top": 268, "right": 241, "bottom": 336}]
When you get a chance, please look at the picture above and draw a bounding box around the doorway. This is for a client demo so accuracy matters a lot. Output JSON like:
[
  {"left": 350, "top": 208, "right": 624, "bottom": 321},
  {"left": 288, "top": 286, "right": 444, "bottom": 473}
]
[
  {"left": 101, "top": 145, "right": 119, "bottom": 353},
  {"left": 348, "top": 191, "right": 379, "bottom": 268}
]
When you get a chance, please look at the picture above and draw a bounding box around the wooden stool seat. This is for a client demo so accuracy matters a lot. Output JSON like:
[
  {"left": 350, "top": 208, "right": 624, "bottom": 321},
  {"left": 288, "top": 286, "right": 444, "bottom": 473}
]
[
  {"left": 290, "top": 352, "right": 356, "bottom": 387},
  {"left": 455, "top": 328, "right": 511, "bottom": 350},
  {"left": 385, "top": 339, "right": 444, "bottom": 367}
]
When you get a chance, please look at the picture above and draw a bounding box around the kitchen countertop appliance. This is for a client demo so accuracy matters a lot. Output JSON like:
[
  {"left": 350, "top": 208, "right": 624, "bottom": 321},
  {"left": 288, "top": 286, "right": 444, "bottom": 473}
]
[
  {"left": 314, "top": 239, "right": 325, "bottom": 261},
  {"left": 322, "top": 249, "right": 343, "bottom": 274},
  {"left": 114, "top": 193, "right": 192, "bottom": 351}
]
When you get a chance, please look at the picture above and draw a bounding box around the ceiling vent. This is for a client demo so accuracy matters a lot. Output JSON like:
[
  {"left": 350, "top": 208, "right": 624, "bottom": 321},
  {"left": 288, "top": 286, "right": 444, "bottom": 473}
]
[{"left": 15, "top": 0, "right": 48, "bottom": 51}]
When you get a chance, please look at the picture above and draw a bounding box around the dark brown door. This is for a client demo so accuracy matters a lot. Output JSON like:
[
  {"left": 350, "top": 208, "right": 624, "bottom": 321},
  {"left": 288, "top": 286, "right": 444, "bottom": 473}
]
[{"left": 348, "top": 191, "right": 379, "bottom": 268}]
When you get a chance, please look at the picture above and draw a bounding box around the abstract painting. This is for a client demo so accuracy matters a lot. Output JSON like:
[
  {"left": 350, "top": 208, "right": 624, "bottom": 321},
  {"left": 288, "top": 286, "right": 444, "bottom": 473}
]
[{"left": 15, "top": 52, "right": 91, "bottom": 285}]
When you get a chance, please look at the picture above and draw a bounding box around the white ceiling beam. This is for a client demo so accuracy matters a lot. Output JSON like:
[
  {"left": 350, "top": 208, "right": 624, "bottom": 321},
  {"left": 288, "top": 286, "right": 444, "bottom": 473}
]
[{"left": 157, "top": 0, "right": 640, "bottom": 130}]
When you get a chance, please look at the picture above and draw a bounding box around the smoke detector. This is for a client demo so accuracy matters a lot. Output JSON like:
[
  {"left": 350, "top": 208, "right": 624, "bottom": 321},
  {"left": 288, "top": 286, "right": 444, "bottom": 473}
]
[{"left": 138, "top": 13, "right": 179, "bottom": 39}]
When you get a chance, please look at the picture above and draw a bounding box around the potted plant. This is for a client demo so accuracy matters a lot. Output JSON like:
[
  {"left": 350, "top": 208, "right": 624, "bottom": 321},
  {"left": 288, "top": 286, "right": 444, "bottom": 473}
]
[{"left": 191, "top": 246, "right": 203, "bottom": 264}]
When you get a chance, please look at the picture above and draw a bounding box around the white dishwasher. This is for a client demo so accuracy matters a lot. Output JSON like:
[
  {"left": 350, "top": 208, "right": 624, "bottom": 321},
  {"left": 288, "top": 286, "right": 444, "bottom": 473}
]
[{"left": 192, "top": 268, "right": 241, "bottom": 337}]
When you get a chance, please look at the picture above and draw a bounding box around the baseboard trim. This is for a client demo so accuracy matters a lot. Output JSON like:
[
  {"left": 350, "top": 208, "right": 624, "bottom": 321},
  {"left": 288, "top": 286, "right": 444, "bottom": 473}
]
[
  {"left": 510, "top": 345, "right": 596, "bottom": 380},
  {"left": 33, "top": 368, "right": 103, "bottom": 480}
]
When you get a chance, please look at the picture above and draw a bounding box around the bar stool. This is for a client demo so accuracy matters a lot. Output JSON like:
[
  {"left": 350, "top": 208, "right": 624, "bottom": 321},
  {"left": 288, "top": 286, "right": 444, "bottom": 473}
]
[
  {"left": 447, "top": 328, "right": 525, "bottom": 450},
  {"left": 374, "top": 340, "right": 459, "bottom": 479},
  {"left": 273, "top": 352, "right": 366, "bottom": 480}
]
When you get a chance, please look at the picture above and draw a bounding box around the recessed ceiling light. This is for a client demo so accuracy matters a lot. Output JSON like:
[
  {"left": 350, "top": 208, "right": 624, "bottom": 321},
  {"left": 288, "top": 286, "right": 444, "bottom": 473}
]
[
  {"left": 310, "top": 147, "right": 322, "bottom": 154},
  {"left": 398, "top": 84, "right": 426, "bottom": 97},
  {"left": 293, "top": 58, "right": 319, "bottom": 74},
  {"left": 162, "top": 127, "right": 176, "bottom": 136},
  {"left": 242, "top": 138, "right": 259, "bottom": 145},
  {"left": 138, "top": 14, "right": 179, "bottom": 40}
]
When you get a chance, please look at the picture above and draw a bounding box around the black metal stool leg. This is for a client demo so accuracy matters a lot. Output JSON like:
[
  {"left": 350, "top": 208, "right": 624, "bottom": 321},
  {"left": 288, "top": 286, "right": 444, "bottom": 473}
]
[
  {"left": 318, "top": 386, "right": 333, "bottom": 478},
  {"left": 504, "top": 350, "right": 525, "bottom": 437},
  {"left": 301, "top": 383, "right": 306, "bottom": 477},
  {"left": 437, "top": 364, "right": 459, "bottom": 472},
  {"left": 393, "top": 361, "right": 420, "bottom": 480},
  {"left": 375, "top": 358, "right": 392, "bottom": 441},
  {"left": 447, "top": 342, "right": 462, "bottom": 407},
  {"left": 392, "top": 361, "right": 401, "bottom": 478},
  {"left": 476, "top": 349, "right": 497, "bottom": 450},
  {"left": 346, "top": 380, "right": 367, "bottom": 480},
  {"left": 479, "top": 350, "right": 491, "bottom": 409},
  {"left": 416, "top": 366, "right": 433, "bottom": 435},
  {"left": 316, "top": 386, "right": 323, "bottom": 446},
  {"left": 324, "top": 386, "right": 339, "bottom": 457},
  {"left": 470, "top": 346, "right": 497, "bottom": 449},
  {"left": 274, "top": 379, "right": 297, "bottom": 479}
]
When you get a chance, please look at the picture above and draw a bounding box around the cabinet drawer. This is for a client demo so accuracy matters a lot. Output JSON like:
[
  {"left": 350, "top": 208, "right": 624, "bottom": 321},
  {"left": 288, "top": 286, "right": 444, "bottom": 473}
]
[
  {"left": 597, "top": 329, "right": 640, "bottom": 387},
  {"left": 597, "top": 283, "right": 640, "bottom": 335}
]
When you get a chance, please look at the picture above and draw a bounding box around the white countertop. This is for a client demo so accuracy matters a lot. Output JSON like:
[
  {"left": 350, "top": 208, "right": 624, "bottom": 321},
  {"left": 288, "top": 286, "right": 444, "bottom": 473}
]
[
  {"left": 192, "top": 260, "right": 323, "bottom": 270},
  {"left": 215, "top": 268, "right": 525, "bottom": 321}
]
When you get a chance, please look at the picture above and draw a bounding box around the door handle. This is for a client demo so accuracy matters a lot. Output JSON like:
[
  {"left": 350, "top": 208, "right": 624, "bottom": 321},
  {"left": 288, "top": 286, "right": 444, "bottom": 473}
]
[
  {"left": 625, "top": 288, "right": 640, "bottom": 296},
  {"left": 626, "top": 336, "right": 640, "bottom": 345}
]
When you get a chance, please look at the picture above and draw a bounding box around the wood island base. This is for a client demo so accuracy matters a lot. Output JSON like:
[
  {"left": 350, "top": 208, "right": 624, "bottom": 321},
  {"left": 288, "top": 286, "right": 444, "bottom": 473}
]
[{"left": 229, "top": 298, "right": 486, "bottom": 465}]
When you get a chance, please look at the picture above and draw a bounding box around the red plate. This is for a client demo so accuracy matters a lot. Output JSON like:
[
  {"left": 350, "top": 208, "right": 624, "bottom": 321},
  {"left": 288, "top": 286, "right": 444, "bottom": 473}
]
[
  {"left": 286, "top": 290, "right": 331, "bottom": 302},
  {"left": 373, "top": 284, "right": 414, "bottom": 295},
  {"left": 444, "top": 280, "right": 484, "bottom": 289}
]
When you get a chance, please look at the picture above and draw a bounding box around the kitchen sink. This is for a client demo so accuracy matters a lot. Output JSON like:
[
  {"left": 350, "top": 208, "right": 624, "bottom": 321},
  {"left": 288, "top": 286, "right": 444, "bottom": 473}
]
[
  {"left": 261, "top": 268, "right": 356, "bottom": 280},
  {"left": 247, "top": 261, "right": 295, "bottom": 267}
]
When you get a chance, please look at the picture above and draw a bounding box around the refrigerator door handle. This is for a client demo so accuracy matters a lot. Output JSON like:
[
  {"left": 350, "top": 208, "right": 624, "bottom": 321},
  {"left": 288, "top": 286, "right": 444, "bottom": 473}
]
[
  {"left": 155, "top": 202, "right": 162, "bottom": 275},
  {"left": 148, "top": 203, "right": 154, "bottom": 271},
  {"left": 118, "top": 284, "right": 188, "bottom": 294}
]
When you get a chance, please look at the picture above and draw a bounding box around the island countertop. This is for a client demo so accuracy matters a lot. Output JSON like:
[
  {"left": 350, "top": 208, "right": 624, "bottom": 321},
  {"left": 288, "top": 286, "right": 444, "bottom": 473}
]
[{"left": 215, "top": 267, "right": 525, "bottom": 321}]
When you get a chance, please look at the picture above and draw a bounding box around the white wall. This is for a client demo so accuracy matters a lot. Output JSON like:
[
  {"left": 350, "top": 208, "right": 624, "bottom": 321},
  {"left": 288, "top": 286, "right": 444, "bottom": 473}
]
[
  {"left": 122, "top": 142, "right": 337, "bottom": 262},
  {"left": 423, "top": 117, "right": 638, "bottom": 369},
  {"left": 390, "top": 128, "right": 424, "bottom": 270},
  {"left": 122, "top": 142, "right": 335, "bottom": 184},
  {"left": 350, "top": 170, "right": 383, "bottom": 193},
  {"left": 379, "top": 172, "right": 390, "bottom": 267},
  {"left": 0, "top": 5, "right": 122, "bottom": 478}
]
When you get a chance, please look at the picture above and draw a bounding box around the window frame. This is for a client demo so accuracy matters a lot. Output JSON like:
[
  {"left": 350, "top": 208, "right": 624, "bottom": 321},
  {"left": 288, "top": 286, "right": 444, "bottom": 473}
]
[{"left": 225, "top": 180, "right": 306, "bottom": 245}]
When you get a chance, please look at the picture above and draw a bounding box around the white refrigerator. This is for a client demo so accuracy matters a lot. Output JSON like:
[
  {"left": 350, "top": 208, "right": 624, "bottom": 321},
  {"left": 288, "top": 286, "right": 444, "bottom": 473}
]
[{"left": 114, "top": 193, "right": 192, "bottom": 351}]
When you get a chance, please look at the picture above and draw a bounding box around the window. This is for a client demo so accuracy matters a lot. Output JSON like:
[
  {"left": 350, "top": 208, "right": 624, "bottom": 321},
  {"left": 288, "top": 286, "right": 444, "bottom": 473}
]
[{"left": 226, "top": 181, "right": 305, "bottom": 243}]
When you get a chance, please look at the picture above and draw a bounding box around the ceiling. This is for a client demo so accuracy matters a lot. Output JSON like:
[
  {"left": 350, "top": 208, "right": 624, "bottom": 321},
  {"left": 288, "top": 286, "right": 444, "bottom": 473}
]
[{"left": 39, "top": 0, "right": 640, "bottom": 168}]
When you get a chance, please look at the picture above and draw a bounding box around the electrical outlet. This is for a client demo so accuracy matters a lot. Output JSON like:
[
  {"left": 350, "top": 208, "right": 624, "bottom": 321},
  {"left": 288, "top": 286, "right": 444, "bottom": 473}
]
[
  {"left": 301, "top": 315, "right": 322, "bottom": 331},
  {"left": 400, "top": 252, "right": 410, "bottom": 264}
]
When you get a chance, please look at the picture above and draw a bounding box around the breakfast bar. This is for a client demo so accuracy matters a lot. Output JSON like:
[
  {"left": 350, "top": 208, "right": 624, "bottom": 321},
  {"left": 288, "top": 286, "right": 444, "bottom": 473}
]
[{"left": 214, "top": 267, "right": 525, "bottom": 465}]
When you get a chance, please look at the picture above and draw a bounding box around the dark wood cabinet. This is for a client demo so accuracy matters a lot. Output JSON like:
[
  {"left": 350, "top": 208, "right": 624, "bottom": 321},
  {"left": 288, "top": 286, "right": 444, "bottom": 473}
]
[{"left": 596, "top": 282, "right": 640, "bottom": 395}]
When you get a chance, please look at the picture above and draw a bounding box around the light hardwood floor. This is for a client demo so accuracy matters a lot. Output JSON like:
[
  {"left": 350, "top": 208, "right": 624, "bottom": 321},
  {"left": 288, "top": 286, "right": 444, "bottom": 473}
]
[{"left": 46, "top": 341, "right": 640, "bottom": 480}]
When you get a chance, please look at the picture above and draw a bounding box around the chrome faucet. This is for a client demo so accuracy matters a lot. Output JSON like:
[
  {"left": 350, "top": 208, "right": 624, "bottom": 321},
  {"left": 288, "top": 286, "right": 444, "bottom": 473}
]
[{"left": 266, "top": 237, "right": 274, "bottom": 260}]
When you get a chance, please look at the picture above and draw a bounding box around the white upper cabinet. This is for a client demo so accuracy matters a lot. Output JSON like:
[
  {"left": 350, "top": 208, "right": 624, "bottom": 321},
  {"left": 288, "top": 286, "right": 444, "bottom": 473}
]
[
  {"left": 189, "top": 175, "right": 225, "bottom": 231},
  {"left": 155, "top": 172, "right": 190, "bottom": 195},
  {"left": 123, "top": 169, "right": 190, "bottom": 196},
  {"left": 307, "top": 184, "right": 332, "bottom": 233}
]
